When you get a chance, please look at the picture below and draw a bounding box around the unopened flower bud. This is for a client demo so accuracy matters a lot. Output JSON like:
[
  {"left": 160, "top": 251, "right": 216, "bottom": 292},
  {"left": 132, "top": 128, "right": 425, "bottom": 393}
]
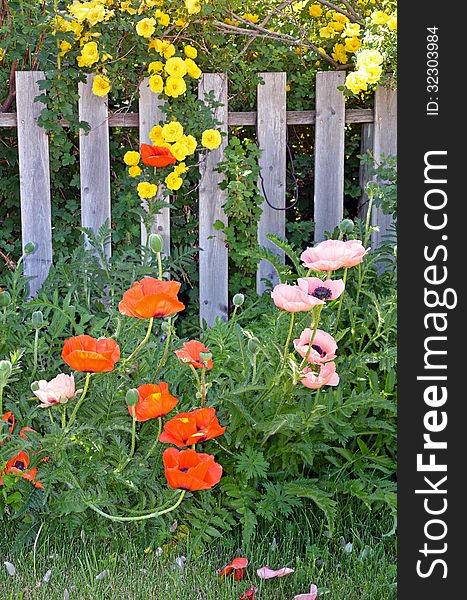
[
  {"left": 31, "top": 380, "right": 40, "bottom": 392},
  {"left": 32, "top": 310, "right": 44, "bottom": 329},
  {"left": 24, "top": 242, "right": 37, "bottom": 255},
  {"left": 148, "top": 233, "right": 163, "bottom": 254},
  {"left": 199, "top": 351, "right": 212, "bottom": 364},
  {"left": 339, "top": 219, "right": 355, "bottom": 234},
  {"left": 0, "top": 360, "right": 12, "bottom": 383},
  {"left": 126, "top": 388, "right": 139, "bottom": 407},
  {"left": 233, "top": 293, "right": 245, "bottom": 307},
  {"left": 0, "top": 291, "right": 11, "bottom": 308},
  {"left": 247, "top": 338, "right": 260, "bottom": 354}
]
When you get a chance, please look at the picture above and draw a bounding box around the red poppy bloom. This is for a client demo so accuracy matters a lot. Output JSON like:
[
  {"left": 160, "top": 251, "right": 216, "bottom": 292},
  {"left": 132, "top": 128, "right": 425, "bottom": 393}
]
[
  {"left": 160, "top": 407, "right": 225, "bottom": 447},
  {"left": 62, "top": 335, "right": 120, "bottom": 373},
  {"left": 162, "top": 447, "right": 222, "bottom": 491},
  {"left": 140, "top": 144, "right": 177, "bottom": 167},
  {"left": 2, "top": 411, "right": 15, "bottom": 434},
  {"left": 4, "top": 451, "right": 43, "bottom": 488},
  {"left": 129, "top": 383, "right": 178, "bottom": 422},
  {"left": 118, "top": 278, "right": 185, "bottom": 319},
  {"left": 174, "top": 340, "right": 213, "bottom": 369},
  {"left": 218, "top": 557, "right": 249, "bottom": 580}
]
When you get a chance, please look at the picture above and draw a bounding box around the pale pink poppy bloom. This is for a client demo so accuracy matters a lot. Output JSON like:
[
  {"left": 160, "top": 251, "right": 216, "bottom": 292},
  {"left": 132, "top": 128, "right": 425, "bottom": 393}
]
[
  {"left": 301, "top": 362, "right": 340, "bottom": 389},
  {"left": 256, "top": 565, "right": 295, "bottom": 579},
  {"left": 297, "top": 277, "right": 345, "bottom": 301},
  {"left": 271, "top": 284, "right": 324, "bottom": 313},
  {"left": 33, "top": 374, "right": 77, "bottom": 408},
  {"left": 301, "top": 239, "right": 367, "bottom": 272},
  {"left": 294, "top": 329, "right": 337, "bottom": 364},
  {"left": 294, "top": 584, "right": 318, "bottom": 600}
]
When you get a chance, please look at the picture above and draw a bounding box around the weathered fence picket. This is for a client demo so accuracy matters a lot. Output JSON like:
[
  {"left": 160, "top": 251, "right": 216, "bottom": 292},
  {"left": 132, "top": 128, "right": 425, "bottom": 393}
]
[{"left": 2, "top": 70, "right": 397, "bottom": 324}]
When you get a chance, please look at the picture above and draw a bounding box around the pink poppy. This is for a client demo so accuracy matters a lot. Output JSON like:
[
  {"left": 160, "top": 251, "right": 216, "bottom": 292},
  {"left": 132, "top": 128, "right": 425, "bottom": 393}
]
[
  {"left": 240, "top": 587, "right": 258, "bottom": 600},
  {"left": 301, "top": 240, "right": 367, "bottom": 272},
  {"left": 33, "top": 374, "right": 78, "bottom": 408},
  {"left": 271, "top": 284, "right": 324, "bottom": 313},
  {"left": 301, "top": 362, "right": 340, "bottom": 389},
  {"left": 256, "top": 565, "right": 295, "bottom": 579},
  {"left": 294, "top": 584, "right": 318, "bottom": 600},
  {"left": 294, "top": 329, "right": 337, "bottom": 364},
  {"left": 218, "top": 557, "right": 248, "bottom": 580},
  {"left": 297, "top": 277, "right": 345, "bottom": 301}
]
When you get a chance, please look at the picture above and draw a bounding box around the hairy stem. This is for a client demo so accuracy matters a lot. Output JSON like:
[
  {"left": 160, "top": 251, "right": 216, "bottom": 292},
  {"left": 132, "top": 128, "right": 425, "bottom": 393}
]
[
  {"left": 123, "top": 317, "right": 154, "bottom": 366},
  {"left": 66, "top": 372, "right": 91, "bottom": 430},
  {"left": 145, "top": 417, "right": 162, "bottom": 460},
  {"left": 333, "top": 269, "right": 348, "bottom": 335},
  {"left": 282, "top": 312, "right": 295, "bottom": 363},
  {"left": 87, "top": 490, "right": 186, "bottom": 522},
  {"left": 154, "top": 317, "right": 172, "bottom": 379}
]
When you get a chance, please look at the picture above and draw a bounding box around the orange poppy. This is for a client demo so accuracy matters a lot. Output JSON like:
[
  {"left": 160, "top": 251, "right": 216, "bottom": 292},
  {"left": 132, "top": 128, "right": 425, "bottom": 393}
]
[
  {"left": 19, "top": 426, "right": 37, "bottom": 439},
  {"left": 2, "top": 411, "right": 15, "bottom": 434},
  {"left": 160, "top": 407, "right": 225, "bottom": 447},
  {"left": 118, "top": 278, "right": 185, "bottom": 319},
  {"left": 174, "top": 340, "right": 213, "bottom": 369},
  {"left": 140, "top": 144, "right": 177, "bottom": 167},
  {"left": 62, "top": 335, "right": 120, "bottom": 372},
  {"left": 129, "top": 383, "right": 178, "bottom": 422},
  {"left": 218, "top": 557, "right": 249, "bottom": 580},
  {"left": 4, "top": 451, "right": 43, "bottom": 488},
  {"left": 162, "top": 447, "right": 222, "bottom": 491}
]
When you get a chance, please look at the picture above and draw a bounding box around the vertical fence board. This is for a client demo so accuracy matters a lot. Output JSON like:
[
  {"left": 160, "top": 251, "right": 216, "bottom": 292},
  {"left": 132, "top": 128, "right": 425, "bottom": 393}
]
[
  {"left": 256, "top": 72, "right": 287, "bottom": 294},
  {"left": 198, "top": 74, "right": 229, "bottom": 326},
  {"left": 314, "top": 71, "right": 346, "bottom": 241},
  {"left": 358, "top": 123, "right": 374, "bottom": 219},
  {"left": 16, "top": 71, "right": 52, "bottom": 296},
  {"left": 372, "top": 87, "right": 397, "bottom": 248},
  {"left": 139, "top": 79, "right": 170, "bottom": 256},
  {"left": 78, "top": 74, "right": 111, "bottom": 256}
]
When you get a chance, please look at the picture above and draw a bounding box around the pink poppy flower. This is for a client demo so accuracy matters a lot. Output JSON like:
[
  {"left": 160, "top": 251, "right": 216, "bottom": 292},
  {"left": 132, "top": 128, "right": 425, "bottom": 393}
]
[
  {"left": 271, "top": 284, "right": 324, "bottom": 313},
  {"left": 297, "top": 277, "right": 345, "bottom": 301},
  {"left": 301, "top": 240, "right": 367, "bottom": 272},
  {"left": 256, "top": 565, "right": 295, "bottom": 579},
  {"left": 240, "top": 586, "right": 258, "bottom": 600},
  {"left": 294, "top": 329, "right": 337, "bottom": 364},
  {"left": 294, "top": 584, "right": 318, "bottom": 600},
  {"left": 33, "top": 374, "right": 78, "bottom": 408},
  {"left": 301, "top": 362, "right": 340, "bottom": 389},
  {"left": 218, "top": 557, "right": 248, "bottom": 580}
]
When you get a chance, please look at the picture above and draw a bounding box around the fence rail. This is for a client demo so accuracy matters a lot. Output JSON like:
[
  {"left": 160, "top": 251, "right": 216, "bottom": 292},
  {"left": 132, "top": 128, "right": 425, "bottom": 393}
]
[{"left": 1, "top": 71, "right": 396, "bottom": 325}]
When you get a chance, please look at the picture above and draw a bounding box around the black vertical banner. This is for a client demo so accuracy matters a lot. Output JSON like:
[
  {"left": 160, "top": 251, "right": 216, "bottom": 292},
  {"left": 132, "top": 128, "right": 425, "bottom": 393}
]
[{"left": 398, "top": 1, "right": 466, "bottom": 597}]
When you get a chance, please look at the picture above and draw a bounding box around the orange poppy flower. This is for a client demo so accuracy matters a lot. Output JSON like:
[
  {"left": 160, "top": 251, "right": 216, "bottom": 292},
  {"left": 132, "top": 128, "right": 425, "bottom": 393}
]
[
  {"left": 2, "top": 411, "right": 15, "bottom": 434},
  {"left": 4, "top": 451, "right": 43, "bottom": 488},
  {"left": 62, "top": 335, "right": 120, "bottom": 372},
  {"left": 129, "top": 383, "right": 178, "bottom": 422},
  {"left": 140, "top": 144, "right": 177, "bottom": 167},
  {"left": 174, "top": 340, "right": 213, "bottom": 369},
  {"left": 160, "top": 407, "right": 225, "bottom": 447},
  {"left": 218, "top": 557, "right": 249, "bottom": 580},
  {"left": 19, "top": 426, "right": 37, "bottom": 439},
  {"left": 118, "top": 278, "right": 185, "bottom": 319},
  {"left": 162, "top": 447, "right": 222, "bottom": 491}
]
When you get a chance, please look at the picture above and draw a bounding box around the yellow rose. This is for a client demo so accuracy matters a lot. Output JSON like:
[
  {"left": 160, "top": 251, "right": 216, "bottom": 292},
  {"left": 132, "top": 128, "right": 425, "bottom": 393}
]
[
  {"left": 331, "top": 43, "right": 348, "bottom": 65},
  {"left": 170, "top": 142, "right": 188, "bottom": 161},
  {"left": 149, "top": 125, "right": 164, "bottom": 144},
  {"left": 319, "top": 26, "right": 334, "bottom": 39},
  {"left": 136, "top": 17, "right": 156, "bottom": 38},
  {"left": 87, "top": 6, "right": 106, "bottom": 26},
  {"left": 184, "top": 45, "right": 198, "bottom": 59},
  {"left": 124, "top": 151, "right": 141, "bottom": 166},
  {"left": 92, "top": 74, "right": 111, "bottom": 96},
  {"left": 128, "top": 165, "right": 142, "bottom": 177},
  {"left": 308, "top": 4, "right": 322, "bottom": 18},
  {"left": 165, "top": 172, "right": 183, "bottom": 191},
  {"left": 165, "top": 57, "right": 187, "bottom": 77},
  {"left": 137, "top": 181, "right": 158, "bottom": 199},
  {"left": 162, "top": 43, "right": 176, "bottom": 59},
  {"left": 120, "top": 1, "right": 136, "bottom": 14},
  {"left": 77, "top": 41, "right": 99, "bottom": 67},
  {"left": 174, "top": 162, "right": 189, "bottom": 175},
  {"left": 149, "top": 74, "right": 164, "bottom": 94},
  {"left": 343, "top": 23, "right": 361, "bottom": 37},
  {"left": 59, "top": 40, "right": 72, "bottom": 57},
  {"left": 329, "top": 21, "right": 344, "bottom": 32},
  {"left": 344, "top": 37, "right": 361, "bottom": 53},
  {"left": 242, "top": 13, "right": 259, "bottom": 24},
  {"left": 356, "top": 49, "right": 384, "bottom": 69},
  {"left": 156, "top": 10, "right": 170, "bottom": 27},
  {"left": 345, "top": 71, "right": 368, "bottom": 95},
  {"left": 333, "top": 12, "right": 349, "bottom": 24},
  {"left": 201, "top": 129, "right": 222, "bottom": 150},
  {"left": 148, "top": 60, "right": 164, "bottom": 73},
  {"left": 176, "top": 17, "right": 188, "bottom": 27},
  {"left": 180, "top": 134, "right": 197, "bottom": 155},
  {"left": 165, "top": 75, "right": 187, "bottom": 98},
  {"left": 362, "top": 64, "right": 383, "bottom": 85},
  {"left": 185, "top": 58, "right": 202, "bottom": 79},
  {"left": 371, "top": 11, "right": 389, "bottom": 25},
  {"left": 162, "top": 121, "right": 184, "bottom": 142},
  {"left": 386, "top": 15, "right": 397, "bottom": 31},
  {"left": 185, "top": 0, "right": 201, "bottom": 15},
  {"left": 68, "top": 2, "right": 89, "bottom": 22}
]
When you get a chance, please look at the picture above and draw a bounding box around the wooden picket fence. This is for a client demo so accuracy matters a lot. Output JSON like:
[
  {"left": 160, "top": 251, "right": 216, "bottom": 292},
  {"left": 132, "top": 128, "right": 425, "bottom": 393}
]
[{"left": 0, "top": 70, "right": 396, "bottom": 326}]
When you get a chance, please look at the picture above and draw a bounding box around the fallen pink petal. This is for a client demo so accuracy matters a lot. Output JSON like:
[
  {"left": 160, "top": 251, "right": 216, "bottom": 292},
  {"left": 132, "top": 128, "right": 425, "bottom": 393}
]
[
  {"left": 294, "top": 583, "right": 318, "bottom": 600},
  {"left": 256, "top": 565, "right": 295, "bottom": 579}
]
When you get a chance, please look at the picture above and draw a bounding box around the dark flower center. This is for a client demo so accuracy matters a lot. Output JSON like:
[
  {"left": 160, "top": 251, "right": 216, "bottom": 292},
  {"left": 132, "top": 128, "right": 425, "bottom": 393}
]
[
  {"left": 7, "top": 417, "right": 14, "bottom": 425},
  {"left": 14, "top": 460, "right": 25, "bottom": 471},
  {"left": 312, "top": 344, "right": 326, "bottom": 358},
  {"left": 312, "top": 286, "right": 332, "bottom": 300},
  {"left": 180, "top": 468, "right": 189, "bottom": 473}
]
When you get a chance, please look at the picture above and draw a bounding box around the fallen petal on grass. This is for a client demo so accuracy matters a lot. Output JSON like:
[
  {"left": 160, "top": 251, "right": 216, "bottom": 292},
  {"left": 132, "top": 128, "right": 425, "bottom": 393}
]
[
  {"left": 43, "top": 569, "right": 52, "bottom": 583},
  {"left": 4, "top": 561, "right": 16, "bottom": 576},
  {"left": 256, "top": 565, "right": 294, "bottom": 579},
  {"left": 95, "top": 569, "right": 110, "bottom": 581},
  {"left": 294, "top": 583, "right": 318, "bottom": 600}
]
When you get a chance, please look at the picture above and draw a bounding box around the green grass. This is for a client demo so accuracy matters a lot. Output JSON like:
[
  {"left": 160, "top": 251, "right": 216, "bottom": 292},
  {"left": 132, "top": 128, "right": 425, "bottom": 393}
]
[{"left": 0, "top": 510, "right": 396, "bottom": 600}]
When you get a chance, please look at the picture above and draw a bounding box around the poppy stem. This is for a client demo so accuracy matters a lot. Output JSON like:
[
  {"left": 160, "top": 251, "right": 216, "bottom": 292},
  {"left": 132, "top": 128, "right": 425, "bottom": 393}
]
[
  {"left": 66, "top": 372, "right": 92, "bottom": 431},
  {"left": 282, "top": 312, "right": 295, "bottom": 363},
  {"left": 61, "top": 405, "right": 66, "bottom": 429},
  {"left": 154, "top": 317, "right": 172, "bottom": 378},
  {"left": 200, "top": 367, "right": 206, "bottom": 407},
  {"left": 157, "top": 252, "right": 163, "bottom": 279},
  {"left": 144, "top": 417, "right": 162, "bottom": 460},
  {"left": 299, "top": 305, "right": 324, "bottom": 370},
  {"left": 123, "top": 317, "right": 154, "bottom": 366},
  {"left": 86, "top": 489, "right": 186, "bottom": 522},
  {"left": 115, "top": 409, "right": 137, "bottom": 473},
  {"left": 188, "top": 363, "right": 201, "bottom": 389},
  {"left": 32, "top": 328, "right": 40, "bottom": 377},
  {"left": 333, "top": 268, "right": 348, "bottom": 335}
]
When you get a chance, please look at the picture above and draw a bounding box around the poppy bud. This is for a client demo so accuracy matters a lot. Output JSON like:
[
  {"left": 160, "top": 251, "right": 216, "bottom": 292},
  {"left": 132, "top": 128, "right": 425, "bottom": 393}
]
[
  {"left": 199, "top": 351, "right": 212, "bottom": 364},
  {"left": 233, "top": 293, "right": 245, "bottom": 307},
  {"left": 339, "top": 219, "right": 355, "bottom": 234},
  {"left": 32, "top": 310, "right": 44, "bottom": 329},
  {"left": 0, "top": 291, "right": 11, "bottom": 308},
  {"left": 0, "top": 360, "right": 12, "bottom": 383},
  {"left": 24, "top": 242, "right": 37, "bottom": 255},
  {"left": 31, "top": 380, "right": 40, "bottom": 392},
  {"left": 126, "top": 388, "right": 139, "bottom": 407},
  {"left": 148, "top": 233, "right": 163, "bottom": 254},
  {"left": 247, "top": 338, "right": 260, "bottom": 354}
]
